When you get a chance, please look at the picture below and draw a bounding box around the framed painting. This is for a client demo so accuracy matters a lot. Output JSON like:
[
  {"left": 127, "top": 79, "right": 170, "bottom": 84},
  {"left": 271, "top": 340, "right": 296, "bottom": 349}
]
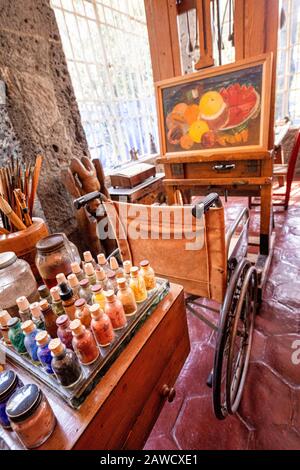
[{"left": 155, "top": 53, "right": 273, "bottom": 158}]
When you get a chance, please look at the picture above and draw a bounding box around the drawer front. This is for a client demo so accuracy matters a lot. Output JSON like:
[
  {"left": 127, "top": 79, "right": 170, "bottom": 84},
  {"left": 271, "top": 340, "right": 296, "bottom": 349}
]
[
  {"left": 74, "top": 289, "right": 190, "bottom": 450},
  {"left": 184, "top": 160, "right": 261, "bottom": 179}
]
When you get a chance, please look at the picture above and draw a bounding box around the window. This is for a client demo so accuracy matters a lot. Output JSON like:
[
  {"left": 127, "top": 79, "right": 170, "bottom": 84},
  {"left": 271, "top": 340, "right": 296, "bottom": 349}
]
[
  {"left": 276, "top": 0, "right": 300, "bottom": 124},
  {"left": 50, "top": 0, "right": 158, "bottom": 171}
]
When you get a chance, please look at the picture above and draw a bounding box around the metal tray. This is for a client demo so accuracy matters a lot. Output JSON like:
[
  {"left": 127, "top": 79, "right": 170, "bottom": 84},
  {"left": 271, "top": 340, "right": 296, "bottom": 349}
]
[{"left": 0, "top": 278, "right": 170, "bottom": 408}]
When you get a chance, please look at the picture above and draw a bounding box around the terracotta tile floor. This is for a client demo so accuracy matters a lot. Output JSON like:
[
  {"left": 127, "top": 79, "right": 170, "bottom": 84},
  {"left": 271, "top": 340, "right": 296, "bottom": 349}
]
[{"left": 144, "top": 180, "right": 300, "bottom": 450}]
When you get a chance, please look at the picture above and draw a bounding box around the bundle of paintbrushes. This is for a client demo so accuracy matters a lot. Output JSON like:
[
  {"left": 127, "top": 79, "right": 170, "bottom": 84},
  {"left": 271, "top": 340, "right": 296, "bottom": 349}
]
[{"left": 0, "top": 155, "right": 42, "bottom": 234}]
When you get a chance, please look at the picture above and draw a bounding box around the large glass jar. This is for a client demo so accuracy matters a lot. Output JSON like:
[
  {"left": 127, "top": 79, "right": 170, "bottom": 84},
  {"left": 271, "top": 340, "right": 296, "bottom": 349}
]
[
  {"left": 0, "top": 252, "right": 38, "bottom": 316},
  {"left": 6, "top": 384, "right": 56, "bottom": 448},
  {"left": 35, "top": 233, "right": 80, "bottom": 289},
  {"left": 0, "top": 370, "right": 23, "bottom": 429}
]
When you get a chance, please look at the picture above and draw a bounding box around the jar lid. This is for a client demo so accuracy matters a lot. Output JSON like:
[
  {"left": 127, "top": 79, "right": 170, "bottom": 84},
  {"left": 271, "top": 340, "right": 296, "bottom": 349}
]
[
  {"left": 130, "top": 266, "right": 139, "bottom": 277},
  {"left": 70, "top": 319, "right": 84, "bottom": 335},
  {"left": 0, "top": 252, "right": 17, "bottom": 269},
  {"left": 6, "top": 384, "right": 43, "bottom": 423},
  {"left": 7, "top": 317, "right": 20, "bottom": 328},
  {"left": 89, "top": 304, "right": 102, "bottom": 318},
  {"left": 36, "top": 330, "right": 50, "bottom": 346},
  {"left": 49, "top": 338, "right": 65, "bottom": 356},
  {"left": 38, "top": 284, "right": 50, "bottom": 298},
  {"left": 79, "top": 278, "right": 89, "bottom": 288},
  {"left": 59, "top": 282, "right": 73, "bottom": 301},
  {"left": 0, "top": 370, "right": 18, "bottom": 400},
  {"left": 107, "top": 271, "right": 116, "bottom": 280},
  {"left": 74, "top": 298, "right": 86, "bottom": 308},
  {"left": 91, "top": 284, "right": 102, "bottom": 293},
  {"left": 21, "top": 320, "right": 35, "bottom": 334},
  {"left": 117, "top": 277, "right": 126, "bottom": 288},
  {"left": 140, "top": 259, "right": 149, "bottom": 267},
  {"left": 56, "top": 314, "right": 69, "bottom": 327},
  {"left": 36, "top": 234, "right": 64, "bottom": 254},
  {"left": 39, "top": 299, "right": 49, "bottom": 311},
  {"left": 104, "top": 290, "right": 115, "bottom": 301}
]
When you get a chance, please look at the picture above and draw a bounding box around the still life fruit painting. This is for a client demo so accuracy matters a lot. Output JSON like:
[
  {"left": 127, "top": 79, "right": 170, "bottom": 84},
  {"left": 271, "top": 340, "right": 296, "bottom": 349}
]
[{"left": 159, "top": 63, "right": 266, "bottom": 155}]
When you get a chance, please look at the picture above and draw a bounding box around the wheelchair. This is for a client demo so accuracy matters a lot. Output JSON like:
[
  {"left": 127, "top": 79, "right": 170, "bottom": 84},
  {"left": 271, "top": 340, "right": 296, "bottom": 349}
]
[{"left": 74, "top": 191, "right": 258, "bottom": 420}]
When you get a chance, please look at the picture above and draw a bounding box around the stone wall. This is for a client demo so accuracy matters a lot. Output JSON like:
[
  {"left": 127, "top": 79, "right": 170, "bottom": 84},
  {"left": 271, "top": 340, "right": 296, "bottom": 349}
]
[{"left": 0, "top": 0, "right": 90, "bottom": 252}]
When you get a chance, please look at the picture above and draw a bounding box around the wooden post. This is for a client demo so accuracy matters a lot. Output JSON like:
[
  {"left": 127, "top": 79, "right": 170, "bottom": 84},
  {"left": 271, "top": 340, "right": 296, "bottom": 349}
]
[{"left": 195, "top": 0, "right": 214, "bottom": 70}]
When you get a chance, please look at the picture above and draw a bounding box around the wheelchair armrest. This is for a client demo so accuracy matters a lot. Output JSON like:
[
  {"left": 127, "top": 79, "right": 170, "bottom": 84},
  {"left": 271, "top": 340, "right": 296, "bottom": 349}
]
[
  {"left": 225, "top": 207, "right": 249, "bottom": 260},
  {"left": 192, "top": 193, "right": 222, "bottom": 219},
  {"left": 74, "top": 191, "right": 108, "bottom": 210}
]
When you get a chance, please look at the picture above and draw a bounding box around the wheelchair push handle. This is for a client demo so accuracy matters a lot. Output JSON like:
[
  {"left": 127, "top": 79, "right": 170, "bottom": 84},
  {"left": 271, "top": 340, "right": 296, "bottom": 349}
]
[
  {"left": 192, "top": 193, "right": 222, "bottom": 219},
  {"left": 73, "top": 191, "right": 106, "bottom": 210}
]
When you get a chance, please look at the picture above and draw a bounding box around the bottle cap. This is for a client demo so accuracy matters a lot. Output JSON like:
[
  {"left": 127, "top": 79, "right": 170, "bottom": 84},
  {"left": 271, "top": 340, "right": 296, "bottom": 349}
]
[
  {"left": 107, "top": 271, "right": 116, "bottom": 280},
  {"left": 7, "top": 317, "right": 20, "bottom": 328},
  {"left": 30, "top": 302, "right": 42, "bottom": 319},
  {"left": 39, "top": 299, "right": 50, "bottom": 311},
  {"left": 95, "top": 267, "right": 106, "bottom": 281},
  {"left": 38, "top": 284, "right": 50, "bottom": 299},
  {"left": 71, "top": 261, "right": 81, "bottom": 274},
  {"left": 84, "top": 262, "right": 95, "bottom": 276},
  {"left": 50, "top": 286, "right": 61, "bottom": 302},
  {"left": 68, "top": 273, "right": 79, "bottom": 288},
  {"left": 56, "top": 314, "right": 69, "bottom": 327},
  {"left": 130, "top": 266, "right": 139, "bottom": 277},
  {"left": 83, "top": 251, "right": 93, "bottom": 263},
  {"left": 74, "top": 298, "right": 86, "bottom": 308},
  {"left": 117, "top": 277, "right": 127, "bottom": 288},
  {"left": 36, "top": 234, "right": 64, "bottom": 254},
  {"left": 59, "top": 282, "right": 73, "bottom": 301},
  {"left": 140, "top": 259, "right": 150, "bottom": 268},
  {"left": 123, "top": 260, "right": 132, "bottom": 274},
  {"left": 97, "top": 253, "right": 107, "bottom": 266},
  {"left": 89, "top": 304, "right": 102, "bottom": 319},
  {"left": 0, "top": 310, "right": 12, "bottom": 327},
  {"left": 109, "top": 256, "right": 119, "bottom": 271},
  {"left": 35, "top": 331, "right": 50, "bottom": 346},
  {"left": 79, "top": 279, "right": 89, "bottom": 288},
  {"left": 70, "top": 319, "right": 84, "bottom": 335},
  {"left": 104, "top": 290, "right": 115, "bottom": 302},
  {"left": 16, "top": 296, "right": 29, "bottom": 312},
  {"left": 56, "top": 273, "right": 67, "bottom": 285},
  {"left": 49, "top": 338, "right": 65, "bottom": 356},
  {"left": 21, "top": 320, "right": 35, "bottom": 334},
  {"left": 91, "top": 284, "right": 102, "bottom": 293}
]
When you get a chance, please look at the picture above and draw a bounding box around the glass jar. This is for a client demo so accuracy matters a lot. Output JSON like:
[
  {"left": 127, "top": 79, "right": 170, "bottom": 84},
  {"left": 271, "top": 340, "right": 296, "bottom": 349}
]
[
  {"left": 90, "top": 304, "right": 115, "bottom": 347},
  {"left": 79, "top": 279, "right": 92, "bottom": 304},
  {"left": 140, "top": 260, "right": 156, "bottom": 291},
  {"left": 129, "top": 266, "right": 148, "bottom": 303},
  {"left": 70, "top": 319, "right": 99, "bottom": 365},
  {"left": 0, "top": 310, "right": 12, "bottom": 345},
  {"left": 56, "top": 314, "right": 73, "bottom": 350},
  {"left": 104, "top": 290, "right": 127, "bottom": 330},
  {"left": 0, "top": 252, "right": 38, "bottom": 316},
  {"left": 0, "top": 370, "right": 23, "bottom": 429},
  {"left": 117, "top": 278, "right": 137, "bottom": 316},
  {"left": 7, "top": 317, "right": 26, "bottom": 354},
  {"left": 21, "top": 320, "right": 40, "bottom": 363},
  {"left": 36, "top": 331, "right": 54, "bottom": 375},
  {"left": 35, "top": 233, "right": 80, "bottom": 289},
  {"left": 6, "top": 384, "right": 56, "bottom": 448},
  {"left": 91, "top": 284, "right": 106, "bottom": 310},
  {"left": 74, "top": 298, "right": 91, "bottom": 328},
  {"left": 39, "top": 300, "right": 58, "bottom": 339},
  {"left": 49, "top": 338, "right": 82, "bottom": 387}
]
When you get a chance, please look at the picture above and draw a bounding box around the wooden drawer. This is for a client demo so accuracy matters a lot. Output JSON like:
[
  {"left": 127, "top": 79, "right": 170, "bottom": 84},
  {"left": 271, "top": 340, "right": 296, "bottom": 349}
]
[{"left": 184, "top": 160, "right": 261, "bottom": 179}]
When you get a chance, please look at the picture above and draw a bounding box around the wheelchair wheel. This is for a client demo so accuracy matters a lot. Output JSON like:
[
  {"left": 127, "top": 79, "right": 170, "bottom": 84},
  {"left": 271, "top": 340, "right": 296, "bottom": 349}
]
[{"left": 212, "top": 259, "right": 257, "bottom": 420}]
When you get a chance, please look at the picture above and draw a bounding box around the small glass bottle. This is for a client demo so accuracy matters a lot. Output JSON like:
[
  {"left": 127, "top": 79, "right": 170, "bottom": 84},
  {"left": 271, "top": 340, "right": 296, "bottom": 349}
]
[
  {"left": 38, "top": 284, "right": 52, "bottom": 304},
  {"left": 0, "top": 370, "right": 23, "bottom": 429},
  {"left": 50, "top": 286, "right": 65, "bottom": 316},
  {"left": 110, "top": 256, "right": 124, "bottom": 278},
  {"left": 39, "top": 299, "right": 58, "bottom": 339},
  {"left": 107, "top": 271, "right": 118, "bottom": 293},
  {"left": 123, "top": 260, "right": 132, "bottom": 281},
  {"left": 7, "top": 317, "right": 26, "bottom": 354},
  {"left": 36, "top": 331, "right": 54, "bottom": 374},
  {"left": 91, "top": 284, "right": 106, "bottom": 310},
  {"left": 84, "top": 262, "right": 97, "bottom": 286},
  {"left": 71, "top": 261, "right": 85, "bottom": 281},
  {"left": 6, "top": 384, "right": 56, "bottom": 448},
  {"left": 16, "top": 296, "right": 31, "bottom": 322},
  {"left": 70, "top": 319, "right": 99, "bottom": 365},
  {"left": 74, "top": 298, "right": 91, "bottom": 328},
  {"left": 30, "top": 302, "right": 45, "bottom": 330},
  {"left": 79, "top": 279, "right": 93, "bottom": 304},
  {"left": 56, "top": 272, "right": 68, "bottom": 286},
  {"left": 59, "top": 282, "right": 76, "bottom": 320},
  {"left": 83, "top": 251, "right": 98, "bottom": 268},
  {"left": 21, "top": 320, "right": 40, "bottom": 362},
  {"left": 49, "top": 338, "right": 82, "bottom": 387},
  {"left": 97, "top": 253, "right": 110, "bottom": 272},
  {"left": 117, "top": 277, "right": 137, "bottom": 316},
  {"left": 104, "top": 290, "right": 127, "bottom": 330},
  {"left": 67, "top": 273, "right": 81, "bottom": 299},
  {"left": 90, "top": 304, "right": 115, "bottom": 347},
  {"left": 140, "top": 259, "right": 156, "bottom": 291},
  {"left": 56, "top": 314, "right": 73, "bottom": 350},
  {"left": 129, "top": 267, "right": 148, "bottom": 303},
  {"left": 0, "top": 310, "right": 12, "bottom": 345},
  {"left": 95, "top": 267, "right": 114, "bottom": 291}
]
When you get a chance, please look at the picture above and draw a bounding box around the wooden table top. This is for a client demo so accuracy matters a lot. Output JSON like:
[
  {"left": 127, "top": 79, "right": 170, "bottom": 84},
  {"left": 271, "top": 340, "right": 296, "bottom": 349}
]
[
  {"left": 108, "top": 173, "right": 164, "bottom": 196},
  {"left": 0, "top": 283, "right": 183, "bottom": 450}
]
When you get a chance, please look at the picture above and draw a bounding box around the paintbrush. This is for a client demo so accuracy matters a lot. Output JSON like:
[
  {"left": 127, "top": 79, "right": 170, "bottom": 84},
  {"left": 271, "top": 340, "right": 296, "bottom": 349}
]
[
  {"left": 0, "top": 196, "right": 26, "bottom": 231},
  {"left": 28, "top": 154, "right": 42, "bottom": 216},
  {"left": 14, "top": 189, "right": 32, "bottom": 227}
]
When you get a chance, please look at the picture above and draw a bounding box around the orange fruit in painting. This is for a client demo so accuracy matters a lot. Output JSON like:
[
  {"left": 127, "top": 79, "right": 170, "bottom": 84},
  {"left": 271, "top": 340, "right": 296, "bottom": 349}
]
[
  {"left": 184, "top": 104, "right": 199, "bottom": 125},
  {"left": 189, "top": 120, "right": 209, "bottom": 143},
  {"left": 173, "top": 103, "right": 188, "bottom": 115},
  {"left": 180, "top": 134, "right": 194, "bottom": 150}
]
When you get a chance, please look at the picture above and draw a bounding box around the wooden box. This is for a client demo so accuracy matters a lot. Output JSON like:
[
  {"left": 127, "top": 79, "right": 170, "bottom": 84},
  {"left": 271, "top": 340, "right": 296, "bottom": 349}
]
[{"left": 110, "top": 163, "right": 156, "bottom": 188}]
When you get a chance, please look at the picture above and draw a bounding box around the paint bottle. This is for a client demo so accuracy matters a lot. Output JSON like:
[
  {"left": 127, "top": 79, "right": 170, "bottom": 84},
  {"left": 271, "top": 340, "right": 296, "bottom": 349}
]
[
  {"left": 21, "top": 320, "right": 40, "bottom": 362},
  {"left": 140, "top": 259, "right": 157, "bottom": 291},
  {"left": 109, "top": 256, "right": 124, "bottom": 278},
  {"left": 91, "top": 284, "right": 106, "bottom": 310},
  {"left": 39, "top": 299, "right": 58, "bottom": 339},
  {"left": 117, "top": 277, "right": 137, "bottom": 316},
  {"left": 36, "top": 331, "right": 54, "bottom": 374},
  {"left": 70, "top": 319, "right": 99, "bottom": 365},
  {"left": 79, "top": 278, "right": 93, "bottom": 304},
  {"left": 38, "top": 284, "right": 52, "bottom": 304},
  {"left": 129, "top": 267, "right": 147, "bottom": 303},
  {"left": 56, "top": 314, "right": 73, "bottom": 350},
  {"left": 84, "top": 262, "right": 97, "bottom": 286},
  {"left": 123, "top": 260, "right": 132, "bottom": 281},
  {"left": 30, "top": 302, "right": 45, "bottom": 330},
  {"left": 0, "top": 310, "right": 12, "bottom": 345},
  {"left": 104, "top": 290, "right": 127, "bottom": 330},
  {"left": 50, "top": 286, "right": 65, "bottom": 316},
  {"left": 90, "top": 304, "right": 115, "bottom": 347},
  {"left": 16, "top": 296, "right": 31, "bottom": 322},
  {"left": 7, "top": 317, "right": 26, "bottom": 354},
  {"left": 83, "top": 251, "right": 98, "bottom": 268},
  {"left": 97, "top": 253, "right": 110, "bottom": 272},
  {"left": 59, "top": 282, "right": 76, "bottom": 320},
  {"left": 71, "top": 261, "right": 85, "bottom": 281},
  {"left": 67, "top": 273, "right": 81, "bottom": 299},
  {"left": 49, "top": 338, "right": 82, "bottom": 387},
  {"left": 95, "top": 267, "right": 114, "bottom": 291},
  {"left": 74, "top": 298, "right": 91, "bottom": 328}
]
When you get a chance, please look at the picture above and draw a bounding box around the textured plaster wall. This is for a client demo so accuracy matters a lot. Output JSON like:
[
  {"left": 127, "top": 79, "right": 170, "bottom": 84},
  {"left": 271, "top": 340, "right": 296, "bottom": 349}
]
[{"left": 0, "top": 0, "right": 90, "bottom": 250}]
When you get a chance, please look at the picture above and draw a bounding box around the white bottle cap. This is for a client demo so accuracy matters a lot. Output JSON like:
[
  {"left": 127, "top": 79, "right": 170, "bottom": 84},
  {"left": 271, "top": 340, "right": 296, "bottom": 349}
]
[
  {"left": 110, "top": 256, "right": 119, "bottom": 271},
  {"left": 83, "top": 251, "right": 93, "bottom": 263},
  {"left": 16, "top": 296, "right": 30, "bottom": 312},
  {"left": 97, "top": 253, "right": 107, "bottom": 266},
  {"left": 85, "top": 262, "right": 95, "bottom": 276},
  {"left": 71, "top": 261, "right": 81, "bottom": 274},
  {"left": 56, "top": 273, "right": 67, "bottom": 285},
  {"left": 50, "top": 286, "right": 61, "bottom": 302},
  {"left": 68, "top": 273, "right": 79, "bottom": 288},
  {"left": 30, "top": 302, "right": 42, "bottom": 319}
]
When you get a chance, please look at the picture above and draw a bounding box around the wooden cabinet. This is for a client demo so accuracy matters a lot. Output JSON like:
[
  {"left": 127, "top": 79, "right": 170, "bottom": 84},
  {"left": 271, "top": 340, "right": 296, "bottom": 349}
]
[{"left": 0, "top": 283, "right": 189, "bottom": 450}]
